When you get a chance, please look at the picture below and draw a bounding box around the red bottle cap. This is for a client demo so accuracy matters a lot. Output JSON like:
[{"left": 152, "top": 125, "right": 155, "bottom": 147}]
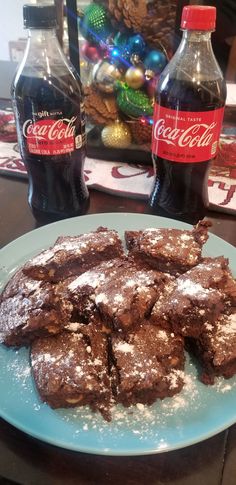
[{"left": 181, "top": 5, "right": 216, "bottom": 31}]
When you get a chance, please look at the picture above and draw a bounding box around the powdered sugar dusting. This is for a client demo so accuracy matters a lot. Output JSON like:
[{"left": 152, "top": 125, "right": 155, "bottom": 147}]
[
  {"left": 177, "top": 279, "right": 209, "bottom": 297},
  {"left": 1, "top": 346, "right": 236, "bottom": 450},
  {"left": 221, "top": 313, "right": 236, "bottom": 335},
  {"left": 114, "top": 342, "right": 134, "bottom": 354}
]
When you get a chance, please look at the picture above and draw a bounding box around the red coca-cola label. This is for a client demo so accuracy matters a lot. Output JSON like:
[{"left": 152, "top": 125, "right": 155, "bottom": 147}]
[
  {"left": 152, "top": 104, "right": 225, "bottom": 163},
  {"left": 22, "top": 116, "right": 82, "bottom": 156}
]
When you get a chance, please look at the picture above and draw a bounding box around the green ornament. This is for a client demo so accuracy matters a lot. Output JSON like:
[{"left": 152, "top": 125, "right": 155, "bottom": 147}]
[
  {"left": 116, "top": 83, "right": 153, "bottom": 118},
  {"left": 114, "top": 32, "right": 129, "bottom": 49},
  {"left": 79, "top": 4, "right": 111, "bottom": 44}
]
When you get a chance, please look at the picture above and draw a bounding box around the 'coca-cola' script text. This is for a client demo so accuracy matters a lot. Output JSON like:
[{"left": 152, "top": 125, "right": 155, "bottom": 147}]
[
  {"left": 23, "top": 117, "right": 78, "bottom": 156},
  {"left": 152, "top": 104, "right": 225, "bottom": 163}
]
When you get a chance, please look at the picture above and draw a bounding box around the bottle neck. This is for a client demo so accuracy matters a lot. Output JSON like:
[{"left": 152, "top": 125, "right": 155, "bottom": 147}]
[
  {"left": 181, "top": 30, "right": 212, "bottom": 43},
  {"left": 26, "top": 27, "right": 61, "bottom": 55},
  {"left": 179, "top": 30, "right": 214, "bottom": 57},
  {"left": 165, "top": 27, "right": 223, "bottom": 83},
  {"left": 16, "top": 27, "right": 71, "bottom": 79}
]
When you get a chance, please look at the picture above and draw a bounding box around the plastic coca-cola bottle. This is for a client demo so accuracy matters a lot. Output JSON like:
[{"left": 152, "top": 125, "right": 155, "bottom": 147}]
[
  {"left": 11, "top": 4, "right": 89, "bottom": 223},
  {"left": 150, "top": 5, "right": 226, "bottom": 224}
]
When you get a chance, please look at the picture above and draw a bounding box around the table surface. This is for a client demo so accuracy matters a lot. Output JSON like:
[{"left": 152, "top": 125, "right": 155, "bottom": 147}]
[{"left": 0, "top": 175, "right": 236, "bottom": 485}]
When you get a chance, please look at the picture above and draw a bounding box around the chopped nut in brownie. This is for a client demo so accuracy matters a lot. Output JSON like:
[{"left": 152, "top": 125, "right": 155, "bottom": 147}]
[
  {"left": 31, "top": 322, "right": 112, "bottom": 420},
  {"left": 111, "top": 324, "right": 185, "bottom": 407},
  {"left": 23, "top": 227, "right": 124, "bottom": 282}
]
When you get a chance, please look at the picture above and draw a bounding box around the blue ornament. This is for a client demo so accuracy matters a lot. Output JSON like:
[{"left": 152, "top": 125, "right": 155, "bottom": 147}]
[
  {"left": 144, "top": 50, "right": 167, "bottom": 74},
  {"left": 127, "top": 34, "right": 146, "bottom": 59},
  {"left": 109, "top": 46, "right": 131, "bottom": 68}
]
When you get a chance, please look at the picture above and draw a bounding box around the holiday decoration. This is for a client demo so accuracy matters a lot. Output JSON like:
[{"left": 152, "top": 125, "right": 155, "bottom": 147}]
[
  {"left": 79, "top": 4, "right": 112, "bottom": 43},
  {"left": 129, "top": 118, "right": 153, "bottom": 145},
  {"left": 146, "top": 75, "right": 159, "bottom": 98},
  {"left": 81, "top": 41, "right": 103, "bottom": 63},
  {"left": 116, "top": 83, "right": 153, "bottom": 118},
  {"left": 92, "top": 59, "right": 122, "bottom": 93},
  {"left": 140, "top": 0, "right": 177, "bottom": 53},
  {"left": 110, "top": 46, "right": 131, "bottom": 67},
  {"left": 101, "top": 120, "right": 132, "bottom": 148},
  {"left": 107, "top": 0, "right": 148, "bottom": 32},
  {"left": 127, "top": 34, "right": 146, "bottom": 58},
  {"left": 114, "top": 32, "right": 129, "bottom": 49},
  {"left": 144, "top": 50, "right": 167, "bottom": 74},
  {"left": 125, "top": 66, "right": 145, "bottom": 89},
  {"left": 78, "top": 0, "right": 175, "bottom": 153},
  {"left": 84, "top": 85, "right": 118, "bottom": 125}
]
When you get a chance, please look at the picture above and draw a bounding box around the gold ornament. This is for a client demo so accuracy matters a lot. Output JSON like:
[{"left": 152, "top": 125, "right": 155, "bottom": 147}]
[
  {"left": 125, "top": 66, "right": 145, "bottom": 89},
  {"left": 101, "top": 120, "right": 132, "bottom": 148},
  {"left": 92, "top": 60, "right": 122, "bottom": 94}
]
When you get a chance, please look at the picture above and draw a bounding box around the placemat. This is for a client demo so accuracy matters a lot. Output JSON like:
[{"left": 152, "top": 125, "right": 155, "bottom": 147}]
[{"left": 0, "top": 109, "right": 235, "bottom": 215}]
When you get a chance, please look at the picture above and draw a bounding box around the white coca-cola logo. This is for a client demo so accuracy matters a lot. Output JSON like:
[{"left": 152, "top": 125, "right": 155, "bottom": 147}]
[
  {"left": 22, "top": 117, "right": 77, "bottom": 141},
  {"left": 153, "top": 118, "right": 217, "bottom": 148}
]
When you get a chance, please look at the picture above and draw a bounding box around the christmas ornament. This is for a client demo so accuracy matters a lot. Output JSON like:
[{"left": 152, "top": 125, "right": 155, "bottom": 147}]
[
  {"left": 79, "top": 4, "right": 112, "bottom": 44},
  {"left": 125, "top": 66, "right": 145, "bottom": 90},
  {"left": 101, "top": 120, "right": 132, "bottom": 148},
  {"left": 145, "top": 69, "right": 155, "bottom": 81},
  {"left": 130, "top": 54, "right": 143, "bottom": 67},
  {"left": 144, "top": 50, "right": 167, "bottom": 74},
  {"left": 116, "top": 82, "right": 153, "bottom": 118},
  {"left": 110, "top": 46, "right": 131, "bottom": 68},
  {"left": 146, "top": 75, "right": 159, "bottom": 98},
  {"left": 127, "top": 34, "right": 146, "bottom": 59},
  {"left": 114, "top": 32, "right": 129, "bottom": 49},
  {"left": 92, "top": 60, "right": 122, "bottom": 93},
  {"left": 81, "top": 41, "right": 103, "bottom": 63}
]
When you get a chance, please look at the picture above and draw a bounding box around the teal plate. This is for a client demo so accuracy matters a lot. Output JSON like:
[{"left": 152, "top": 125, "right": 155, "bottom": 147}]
[{"left": 0, "top": 213, "right": 236, "bottom": 456}]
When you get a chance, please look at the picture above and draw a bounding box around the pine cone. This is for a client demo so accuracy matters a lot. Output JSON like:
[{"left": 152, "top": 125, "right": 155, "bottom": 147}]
[
  {"left": 108, "top": 0, "right": 147, "bottom": 32},
  {"left": 140, "top": 0, "right": 177, "bottom": 53},
  {"left": 129, "top": 119, "right": 152, "bottom": 145},
  {"left": 84, "top": 85, "right": 118, "bottom": 125}
]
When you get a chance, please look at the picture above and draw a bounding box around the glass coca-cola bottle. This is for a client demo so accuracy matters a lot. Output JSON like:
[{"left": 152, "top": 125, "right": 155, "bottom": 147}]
[
  {"left": 11, "top": 4, "right": 89, "bottom": 223},
  {"left": 150, "top": 5, "right": 226, "bottom": 224}
]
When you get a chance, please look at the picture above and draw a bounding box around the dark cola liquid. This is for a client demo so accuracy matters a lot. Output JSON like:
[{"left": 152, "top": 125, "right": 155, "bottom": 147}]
[
  {"left": 12, "top": 73, "right": 89, "bottom": 223},
  {"left": 150, "top": 77, "right": 226, "bottom": 224}
]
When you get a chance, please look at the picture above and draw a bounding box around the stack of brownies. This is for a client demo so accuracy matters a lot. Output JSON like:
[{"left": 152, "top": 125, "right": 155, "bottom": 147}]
[{"left": 0, "top": 221, "right": 236, "bottom": 421}]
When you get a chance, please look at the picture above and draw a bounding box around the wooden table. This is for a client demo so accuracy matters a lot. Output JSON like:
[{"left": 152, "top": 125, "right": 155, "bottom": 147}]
[{"left": 0, "top": 175, "right": 236, "bottom": 485}]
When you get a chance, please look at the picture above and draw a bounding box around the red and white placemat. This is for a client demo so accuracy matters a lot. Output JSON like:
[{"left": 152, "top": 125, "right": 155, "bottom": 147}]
[{"left": 0, "top": 140, "right": 235, "bottom": 214}]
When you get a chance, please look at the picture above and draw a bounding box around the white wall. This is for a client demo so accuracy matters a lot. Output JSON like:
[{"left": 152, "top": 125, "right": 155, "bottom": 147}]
[
  {"left": 1, "top": 0, "right": 26, "bottom": 60},
  {"left": 0, "top": 0, "right": 38, "bottom": 61}
]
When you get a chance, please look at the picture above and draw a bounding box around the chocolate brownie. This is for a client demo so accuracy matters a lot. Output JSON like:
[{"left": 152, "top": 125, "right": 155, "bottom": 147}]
[
  {"left": 31, "top": 322, "right": 112, "bottom": 419},
  {"left": 57, "top": 257, "right": 127, "bottom": 324},
  {"left": 151, "top": 277, "right": 224, "bottom": 338},
  {"left": 23, "top": 227, "right": 124, "bottom": 283},
  {"left": 151, "top": 256, "right": 236, "bottom": 337},
  {"left": 188, "top": 310, "right": 236, "bottom": 385},
  {"left": 94, "top": 262, "right": 173, "bottom": 333},
  {"left": 180, "top": 257, "right": 235, "bottom": 291},
  {"left": 0, "top": 269, "right": 72, "bottom": 347},
  {"left": 125, "top": 220, "right": 211, "bottom": 275},
  {"left": 111, "top": 324, "right": 185, "bottom": 407}
]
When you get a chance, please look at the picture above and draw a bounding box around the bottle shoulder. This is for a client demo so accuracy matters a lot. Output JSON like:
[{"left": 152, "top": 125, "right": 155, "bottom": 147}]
[{"left": 159, "top": 36, "right": 225, "bottom": 85}]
